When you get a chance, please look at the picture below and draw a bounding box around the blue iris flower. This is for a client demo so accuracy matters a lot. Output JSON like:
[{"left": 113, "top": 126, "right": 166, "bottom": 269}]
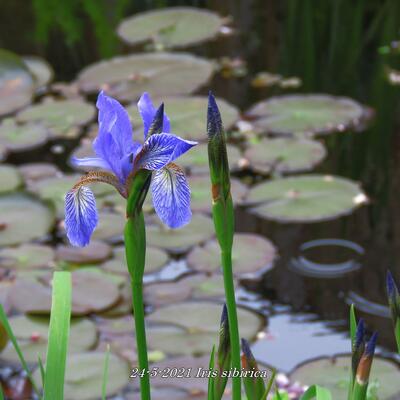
[{"left": 65, "top": 91, "right": 197, "bottom": 247}]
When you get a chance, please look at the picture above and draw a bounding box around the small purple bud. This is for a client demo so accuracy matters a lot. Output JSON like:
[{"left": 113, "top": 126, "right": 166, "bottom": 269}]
[
  {"left": 365, "top": 332, "right": 378, "bottom": 357},
  {"left": 356, "top": 332, "right": 378, "bottom": 385}
]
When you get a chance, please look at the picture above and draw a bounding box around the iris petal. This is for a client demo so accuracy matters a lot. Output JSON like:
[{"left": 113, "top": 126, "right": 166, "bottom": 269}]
[
  {"left": 96, "top": 91, "right": 135, "bottom": 154},
  {"left": 65, "top": 186, "right": 98, "bottom": 247},
  {"left": 138, "top": 92, "right": 170, "bottom": 139},
  {"left": 136, "top": 133, "right": 196, "bottom": 171},
  {"left": 71, "top": 157, "right": 111, "bottom": 170},
  {"left": 151, "top": 163, "right": 191, "bottom": 228}
]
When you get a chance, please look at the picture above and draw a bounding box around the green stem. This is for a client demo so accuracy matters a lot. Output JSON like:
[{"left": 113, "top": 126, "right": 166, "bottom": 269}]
[
  {"left": 124, "top": 213, "right": 151, "bottom": 400},
  {"left": 131, "top": 279, "right": 150, "bottom": 400},
  {"left": 395, "top": 319, "right": 400, "bottom": 354},
  {"left": 352, "top": 380, "right": 367, "bottom": 400},
  {"left": 222, "top": 249, "right": 241, "bottom": 400}
]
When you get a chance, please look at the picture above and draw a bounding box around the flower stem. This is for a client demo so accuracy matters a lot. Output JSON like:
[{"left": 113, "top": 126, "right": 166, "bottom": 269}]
[
  {"left": 124, "top": 212, "right": 151, "bottom": 400},
  {"left": 131, "top": 279, "right": 151, "bottom": 400},
  {"left": 221, "top": 249, "right": 241, "bottom": 400}
]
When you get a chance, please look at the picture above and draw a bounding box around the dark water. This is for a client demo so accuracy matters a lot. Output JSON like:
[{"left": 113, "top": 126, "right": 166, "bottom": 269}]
[{"left": 2, "top": 0, "right": 400, "bottom": 370}]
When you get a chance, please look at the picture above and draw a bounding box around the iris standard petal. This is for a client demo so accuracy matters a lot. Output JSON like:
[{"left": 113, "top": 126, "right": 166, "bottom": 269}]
[
  {"left": 71, "top": 156, "right": 111, "bottom": 170},
  {"left": 151, "top": 163, "right": 191, "bottom": 228},
  {"left": 96, "top": 91, "right": 135, "bottom": 155},
  {"left": 138, "top": 92, "right": 171, "bottom": 138},
  {"left": 135, "top": 133, "right": 196, "bottom": 171},
  {"left": 65, "top": 186, "right": 98, "bottom": 247}
]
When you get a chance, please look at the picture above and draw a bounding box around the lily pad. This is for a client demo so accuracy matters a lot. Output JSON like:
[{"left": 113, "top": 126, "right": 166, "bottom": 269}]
[
  {"left": 0, "top": 48, "right": 35, "bottom": 117},
  {"left": 189, "top": 175, "right": 248, "bottom": 213},
  {"left": 0, "top": 315, "right": 97, "bottom": 363},
  {"left": 246, "top": 95, "right": 367, "bottom": 137},
  {"left": 11, "top": 269, "right": 121, "bottom": 315},
  {"left": 245, "top": 174, "right": 367, "bottom": 223},
  {"left": 33, "top": 351, "right": 130, "bottom": 400},
  {"left": 178, "top": 143, "right": 243, "bottom": 174},
  {"left": 18, "top": 163, "right": 60, "bottom": 183},
  {"left": 127, "top": 96, "right": 239, "bottom": 141},
  {"left": 147, "top": 214, "right": 214, "bottom": 252},
  {"left": 91, "top": 212, "right": 125, "bottom": 242},
  {"left": 22, "top": 56, "right": 54, "bottom": 90},
  {"left": 186, "top": 273, "right": 228, "bottom": 299},
  {"left": 76, "top": 52, "right": 214, "bottom": 102},
  {"left": 17, "top": 98, "right": 95, "bottom": 138},
  {"left": 0, "top": 119, "right": 49, "bottom": 152},
  {"left": 188, "top": 233, "right": 276, "bottom": 277},
  {"left": 0, "top": 164, "right": 23, "bottom": 193},
  {"left": 144, "top": 280, "right": 193, "bottom": 307},
  {"left": 290, "top": 355, "right": 400, "bottom": 400},
  {"left": 244, "top": 138, "right": 326, "bottom": 174},
  {"left": 56, "top": 240, "right": 112, "bottom": 264},
  {"left": 0, "top": 193, "right": 55, "bottom": 246},
  {"left": 102, "top": 245, "right": 169, "bottom": 276},
  {"left": 117, "top": 7, "right": 224, "bottom": 48},
  {"left": 0, "top": 243, "right": 54, "bottom": 269},
  {"left": 147, "top": 301, "right": 263, "bottom": 356},
  {"left": 28, "top": 175, "right": 113, "bottom": 218}
]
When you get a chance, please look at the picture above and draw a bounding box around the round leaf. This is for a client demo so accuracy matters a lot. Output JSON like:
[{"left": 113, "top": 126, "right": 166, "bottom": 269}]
[
  {"left": 188, "top": 233, "right": 277, "bottom": 277},
  {"left": 244, "top": 138, "right": 326, "bottom": 174},
  {"left": 77, "top": 53, "right": 214, "bottom": 102},
  {"left": 290, "top": 355, "right": 400, "bottom": 400},
  {"left": 245, "top": 174, "right": 367, "bottom": 223},
  {"left": 0, "top": 193, "right": 55, "bottom": 246},
  {"left": 147, "top": 214, "right": 214, "bottom": 252},
  {"left": 0, "top": 164, "right": 23, "bottom": 193},
  {"left": 246, "top": 94, "right": 367, "bottom": 137},
  {"left": 0, "top": 49, "right": 34, "bottom": 117},
  {"left": 117, "top": 7, "right": 224, "bottom": 48}
]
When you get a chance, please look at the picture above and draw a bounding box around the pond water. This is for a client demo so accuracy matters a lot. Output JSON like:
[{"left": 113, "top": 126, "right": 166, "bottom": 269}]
[{"left": 1, "top": 0, "right": 400, "bottom": 399}]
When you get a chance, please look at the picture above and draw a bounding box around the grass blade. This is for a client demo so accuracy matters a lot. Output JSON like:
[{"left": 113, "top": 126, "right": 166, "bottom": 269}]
[
  {"left": 102, "top": 344, "right": 111, "bottom": 400},
  {"left": 300, "top": 385, "right": 332, "bottom": 400},
  {"left": 0, "top": 305, "right": 40, "bottom": 396},
  {"left": 43, "top": 271, "right": 72, "bottom": 400},
  {"left": 38, "top": 356, "right": 45, "bottom": 388},
  {"left": 0, "top": 383, "right": 4, "bottom": 400}
]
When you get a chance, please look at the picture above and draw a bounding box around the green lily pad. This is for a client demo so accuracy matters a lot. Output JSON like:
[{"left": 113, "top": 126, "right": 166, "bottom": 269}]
[
  {"left": 18, "top": 163, "right": 60, "bottom": 183},
  {"left": 99, "top": 281, "right": 133, "bottom": 317},
  {"left": 148, "top": 355, "right": 210, "bottom": 394},
  {"left": 33, "top": 351, "right": 130, "bottom": 400},
  {"left": 117, "top": 7, "right": 224, "bottom": 49},
  {"left": 0, "top": 193, "right": 55, "bottom": 246},
  {"left": 102, "top": 245, "right": 169, "bottom": 276},
  {"left": 147, "top": 301, "right": 263, "bottom": 356},
  {"left": 188, "top": 233, "right": 277, "bottom": 277},
  {"left": 176, "top": 142, "right": 243, "bottom": 175},
  {"left": 289, "top": 355, "right": 400, "bottom": 400},
  {"left": 127, "top": 387, "right": 192, "bottom": 400},
  {"left": 147, "top": 214, "right": 214, "bottom": 252},
  {"left": 0, "top": 315, "right": 97, "bottom": 363},
  {"left": 77, "top": 52, "right": 214, "bottom": 102},
  {"left": 244, "top": 138, "right": 326, "bottom": 174},
  {"left": 127, "top": 96, "right": 239, "bottom": 141},
  {"left": 56, "top": 240, "right": 112, "bottom": 264},
  {"left": 185, "top": 273, "right": 228, "bottom": 299},
  {"left": 246, "top": 94, "right": 367, "bottom": 137},
  {"left": 0, "top": 48, "right": 35, "bottom": 117},
  {"left": 11, "top": 269, "right": 121, "bottom": 315},
  {"left": 245, "top": 174, "right": 367, "bottom": 223},
  {"left": 189, "top": 175, "right": 248, "bottom": 213},
  {"left": 144, "top": 280, "right": 193, "bottom": 307},
  {"left": 28, "top": 175, "right": 113, "bottom": 218},
  {"left": 0, "top": 119, "right": 49, "bottom": 152},
  {"left": 0, "top": 243, "right": 54, "bottom": 269},
  {"left": 0, "top": 164, "right": 23, "bottom": 193},
  {"left": 91, "top": 212, "right": 125, "bottom": 242},
  {"left": 17, "top": 98, "right": 95, "bottom": 138},
  {"left": 22, "top": 56, "right": 54, "bottom": 90}
]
